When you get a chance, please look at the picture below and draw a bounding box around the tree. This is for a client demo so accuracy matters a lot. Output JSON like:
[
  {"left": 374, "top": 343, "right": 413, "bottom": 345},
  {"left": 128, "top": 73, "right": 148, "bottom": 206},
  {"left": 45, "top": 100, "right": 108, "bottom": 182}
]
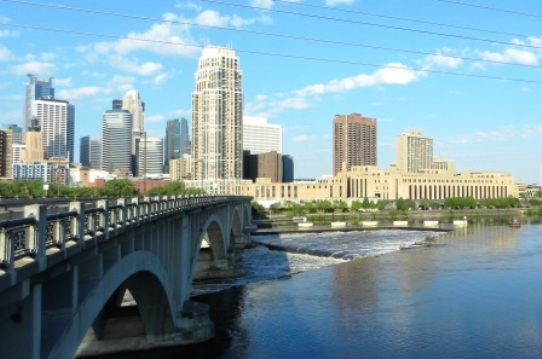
[
  {"left": 362, "top": 197, "right": 371, "bottom": 209},
  {"left": 98, "top": 179, "right": 138, "bottom": 197}
]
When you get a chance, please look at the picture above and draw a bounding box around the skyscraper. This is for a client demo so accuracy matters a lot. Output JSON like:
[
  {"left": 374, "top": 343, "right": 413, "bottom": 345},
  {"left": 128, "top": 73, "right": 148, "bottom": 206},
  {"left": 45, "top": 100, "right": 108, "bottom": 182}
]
[
  {"left": 164, "top": 118, "right": 191, "bottom": 172},
  {"left": 122, "top": 90, "right": 145, "bottom": 164},
  {"left": 396, "top": 129, "right": 434, "bottom": 173},
  {"left": 243, "top": 116, "right": 282, "bottom": 154},
  {"left": 0, "top": 129, "right": 13, "bottom": 178},
  {"left": 138, "top": 137, "right": 163, "bottom": 176},
  {"left": 23, "top": 74, "right": 54, "bottom": 137},
  {"left": 80, "top": 135, "right": 102, "bottom": 169},
  {"left": 102, "top": 109, "right": 132, "bottom": 174},
  {"left": 192, "top": 46, "right": 243, "bottom": 181},
  {"left": 34, "top": 99, "right": 75, "bottom": 163},
  {"left": 333, "top": 113, "right": 377, "bottom": 176}
]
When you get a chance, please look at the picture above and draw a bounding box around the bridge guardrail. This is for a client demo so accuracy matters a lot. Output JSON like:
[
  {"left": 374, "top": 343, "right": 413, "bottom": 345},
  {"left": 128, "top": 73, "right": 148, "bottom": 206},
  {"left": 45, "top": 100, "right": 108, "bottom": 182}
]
[{"left": 0, "top": 195, "right": 251, "bottom": 278}]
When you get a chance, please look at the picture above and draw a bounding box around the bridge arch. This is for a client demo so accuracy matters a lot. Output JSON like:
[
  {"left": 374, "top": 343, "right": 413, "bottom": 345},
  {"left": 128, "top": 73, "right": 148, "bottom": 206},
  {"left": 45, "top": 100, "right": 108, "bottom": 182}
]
[{"left": 48, "top": 251, "right": 175, "bottom": 358}]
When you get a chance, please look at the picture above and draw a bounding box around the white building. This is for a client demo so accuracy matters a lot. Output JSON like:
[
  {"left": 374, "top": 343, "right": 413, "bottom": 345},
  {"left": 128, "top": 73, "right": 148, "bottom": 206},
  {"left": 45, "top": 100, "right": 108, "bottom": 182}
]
[
  {"left": 138, "top": 137, "right": 163, "bottom": 176},
  {"left": 23, "top": 75, "right": 54, "bottom": 138},
  {"left": 396, "top": 129, "right": 433, "bottom": 173},
  {"left": 33, "top": 99, "right": 74, "bottom": 163},
  {"left": 192, "top": 46, "right": 243, "bottom": 182},
  {"left": 121, "top": 90, "right": 145, "bottom": 162},
  {"left": 102, "top": 109, "right": 132, "bottom": 174},
  {"left": 243, "top": 116, "right": 282, "bottom": 154}
]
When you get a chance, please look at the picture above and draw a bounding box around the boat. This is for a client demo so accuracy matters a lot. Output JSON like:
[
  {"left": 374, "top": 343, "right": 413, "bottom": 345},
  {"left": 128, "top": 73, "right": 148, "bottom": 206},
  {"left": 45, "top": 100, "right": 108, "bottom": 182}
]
[{"left": 509, "top": 219, "right": 520, "bottom": 228}]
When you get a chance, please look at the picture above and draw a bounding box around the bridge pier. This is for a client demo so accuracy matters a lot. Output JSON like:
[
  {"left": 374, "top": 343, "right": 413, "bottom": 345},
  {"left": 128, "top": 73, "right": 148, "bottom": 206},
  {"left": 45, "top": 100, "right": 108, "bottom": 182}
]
[{"left": 74, "top": 300, "right": 213, "bottom": 357}]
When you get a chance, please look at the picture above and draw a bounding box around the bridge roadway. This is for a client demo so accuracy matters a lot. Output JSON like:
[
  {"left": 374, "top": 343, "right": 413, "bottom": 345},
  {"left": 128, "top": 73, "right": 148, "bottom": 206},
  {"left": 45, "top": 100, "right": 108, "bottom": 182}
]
[{"left": 0, "top": 195, "right": 253, "bottom": 358}]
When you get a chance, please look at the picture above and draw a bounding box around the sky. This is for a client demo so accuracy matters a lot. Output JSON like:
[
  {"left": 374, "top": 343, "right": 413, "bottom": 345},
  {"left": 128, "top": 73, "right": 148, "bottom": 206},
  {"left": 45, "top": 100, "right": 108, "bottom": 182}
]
[{"left": 1, "top": 0, "right": 542, "bottom": 184}]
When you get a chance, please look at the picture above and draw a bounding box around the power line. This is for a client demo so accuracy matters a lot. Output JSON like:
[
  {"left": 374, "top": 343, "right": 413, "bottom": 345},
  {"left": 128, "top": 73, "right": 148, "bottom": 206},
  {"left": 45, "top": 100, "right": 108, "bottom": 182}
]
[
  {"left": 436, "top": 0, "right": 542, "bottom": 19},
  {"left": 3, "top": 21, "right": 542, "bottom": 86},
  {"left": 2, "top": 0, "right": 542, "bottom": 70},
  {"left": 195, "top": 0, "right": 542, "bottom": 51},
  {"left": 269, "top": 0, "right": 529, "bottom": 39},
  {"left": 4, "top": 0, "right": 542, "bottom": 52}
]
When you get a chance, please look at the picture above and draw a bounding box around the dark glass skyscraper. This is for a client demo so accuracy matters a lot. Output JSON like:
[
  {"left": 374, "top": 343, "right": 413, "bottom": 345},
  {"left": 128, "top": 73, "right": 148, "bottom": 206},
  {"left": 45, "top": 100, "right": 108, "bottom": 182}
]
[{"left": 164, "top": 118, "right": 190, "bottom": 173}]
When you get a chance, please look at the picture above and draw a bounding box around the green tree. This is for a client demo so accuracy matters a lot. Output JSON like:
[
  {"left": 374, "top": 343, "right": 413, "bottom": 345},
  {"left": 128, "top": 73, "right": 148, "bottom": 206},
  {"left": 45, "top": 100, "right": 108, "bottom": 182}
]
[{"left": 98, "top": 179, "right": 138, "bottom": 197}]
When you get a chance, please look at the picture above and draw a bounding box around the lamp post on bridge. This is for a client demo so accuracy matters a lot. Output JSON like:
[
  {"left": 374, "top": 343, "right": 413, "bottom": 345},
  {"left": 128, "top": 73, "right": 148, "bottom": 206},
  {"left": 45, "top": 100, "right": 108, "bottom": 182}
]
[{"left": 134, "top": 129, "right": 147, "bottom": 194}]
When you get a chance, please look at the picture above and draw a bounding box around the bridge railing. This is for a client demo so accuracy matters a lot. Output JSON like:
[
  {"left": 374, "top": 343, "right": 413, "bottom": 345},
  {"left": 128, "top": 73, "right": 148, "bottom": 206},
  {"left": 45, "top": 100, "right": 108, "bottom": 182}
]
[{"left": 0, "top": 195, "right": 251, "bottom": 279}]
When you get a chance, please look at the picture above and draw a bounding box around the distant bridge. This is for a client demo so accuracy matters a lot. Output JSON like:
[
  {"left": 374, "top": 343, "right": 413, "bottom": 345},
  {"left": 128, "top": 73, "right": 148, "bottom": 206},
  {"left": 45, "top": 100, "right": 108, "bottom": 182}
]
[{"left": 0, "top": 195, "right": 253, "bottom": 358}]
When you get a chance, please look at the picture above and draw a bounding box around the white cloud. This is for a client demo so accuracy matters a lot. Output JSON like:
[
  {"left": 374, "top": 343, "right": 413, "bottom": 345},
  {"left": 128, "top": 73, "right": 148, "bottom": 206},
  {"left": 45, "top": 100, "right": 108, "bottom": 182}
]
[
  {"left": 425, "top": 53, "right": 463, "bottom": 68},
  {"left": 11, "top": 61, "right": 56, "bottom": 76},
  {"left": 146, "top": 115, "right": 165, "bottom": 123},
  {"left": 53, "top": 77, "right": 72, "bottom": 87},
  {"left": 0, "top": 46, "right": 13, "bottom": 61},
  {"left": 325, "top": 0, "right": 355, "bottom": 6},
  {"left": 57, "top": 86, "right": 112, "bottom": 101},
  {"left": 0, "top": 29, "right": 18, "bottom": 38},
  {"left": 251, "top": 0, "right": 274, "bottom": 9},
  {"left": 291, "top": 135, "right": 317, "bottom": 143},
  {"left": 478, "top": 48, "right": 538, "bottom": 66},
  {"left": 296, "top": 63, "right": 424, "bottom": 97},
  {"left": 442, "top": 125, "right": 542, "bottom": 145}
]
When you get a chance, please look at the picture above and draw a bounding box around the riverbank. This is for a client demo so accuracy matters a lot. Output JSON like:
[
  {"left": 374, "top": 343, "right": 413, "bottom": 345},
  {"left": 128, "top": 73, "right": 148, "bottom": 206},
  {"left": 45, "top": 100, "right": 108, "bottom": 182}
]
[{"left": 256, "top": 208, "right": 523, "bottom": 230}]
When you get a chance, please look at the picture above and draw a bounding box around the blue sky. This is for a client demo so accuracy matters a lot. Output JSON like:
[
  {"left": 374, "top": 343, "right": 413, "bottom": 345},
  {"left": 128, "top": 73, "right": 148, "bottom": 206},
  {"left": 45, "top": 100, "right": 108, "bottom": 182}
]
[{"left": 1, "top": 0, "right": 541, "bottom": 184}]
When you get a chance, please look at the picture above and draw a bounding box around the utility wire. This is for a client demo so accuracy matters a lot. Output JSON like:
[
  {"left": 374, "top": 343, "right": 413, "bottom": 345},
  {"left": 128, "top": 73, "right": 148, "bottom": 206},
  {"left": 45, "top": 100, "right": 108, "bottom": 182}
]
[
  {"left": 267, "top": 0, "right": 529, "bottom": 39},
  {"left": 436, "top": 0, "right": 542, "bottom": 19},
  {"left": 195, "top": 0, "right": 542, "bottom": 51},
  {"left": 2, "top": 0, "right": 542, "bottom": 70},
  {"left": 4, "top": 0, "right": 542, "bottom": 52},
  {"left": 3, "top": 22, "right": 542, "bottom": 86}
]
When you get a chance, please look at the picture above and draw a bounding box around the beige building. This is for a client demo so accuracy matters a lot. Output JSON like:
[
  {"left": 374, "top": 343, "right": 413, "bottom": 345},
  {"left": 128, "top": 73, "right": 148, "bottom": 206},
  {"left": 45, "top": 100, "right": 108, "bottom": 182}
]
[
  {"left": 170, "top": 154, "right": 193, "bottom": 181},
  {"left": 22, "top": 117, "right": 44, "bottom": 163},
  {"left": 396, "top": 129, "right": 433, "bottom": 173},
  {"left": 333, "top": 113, "right": 377, "bottom": 176},
  {"left": 234, "top": 165, "right": 517, "bottom": 203}
]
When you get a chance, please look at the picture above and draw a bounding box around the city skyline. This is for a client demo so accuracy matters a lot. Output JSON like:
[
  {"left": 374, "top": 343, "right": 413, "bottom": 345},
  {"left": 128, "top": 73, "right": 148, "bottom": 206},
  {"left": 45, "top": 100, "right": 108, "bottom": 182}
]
[{"left": 1, "top": 1, "right": 542, "bottom": 183}]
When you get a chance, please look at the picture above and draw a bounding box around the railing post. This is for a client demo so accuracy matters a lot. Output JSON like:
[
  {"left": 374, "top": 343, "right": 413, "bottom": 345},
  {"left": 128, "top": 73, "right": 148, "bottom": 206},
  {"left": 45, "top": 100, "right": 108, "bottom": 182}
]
[
  {"left": 117, "top": 198, "right": 126, "bottom": 227},
  {"left": 69, "top": 201, "right": 85, "bottom": 245},
  {"left": 0, "top": 227, "right": 14, "bottom": 274},
  {"left": 97, "top": 199, "right": 110, "bottom": 241},
  {"left": 24, "top": 204, "right": 46, "bottom": 270}
]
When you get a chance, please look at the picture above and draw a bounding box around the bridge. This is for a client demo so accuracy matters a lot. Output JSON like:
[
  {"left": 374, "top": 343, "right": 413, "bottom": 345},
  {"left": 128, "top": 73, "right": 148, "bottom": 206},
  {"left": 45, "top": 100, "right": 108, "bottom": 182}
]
[{"left": 0, "top": 195, "right": 253, "bottom": 358}]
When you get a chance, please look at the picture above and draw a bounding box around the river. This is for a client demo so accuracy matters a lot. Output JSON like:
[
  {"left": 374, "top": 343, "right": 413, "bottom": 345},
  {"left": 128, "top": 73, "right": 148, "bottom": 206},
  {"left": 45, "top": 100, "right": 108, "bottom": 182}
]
[{"left": 105, "top": 223, "right": 542, "bottom": 358}]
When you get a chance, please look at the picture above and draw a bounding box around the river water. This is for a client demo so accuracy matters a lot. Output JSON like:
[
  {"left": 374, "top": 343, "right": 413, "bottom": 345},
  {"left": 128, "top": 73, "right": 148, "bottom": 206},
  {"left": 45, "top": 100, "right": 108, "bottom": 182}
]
[{"left": 109, "top": 223, "right": 542, "bottom": 358}]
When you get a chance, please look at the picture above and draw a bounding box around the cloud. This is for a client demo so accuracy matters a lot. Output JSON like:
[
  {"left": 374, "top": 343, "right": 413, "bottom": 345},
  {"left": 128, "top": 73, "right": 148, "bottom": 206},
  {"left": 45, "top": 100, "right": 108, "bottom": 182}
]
[
  {"left": 325, "top": 0, "right": 355, "bottom": 6},
  {"left": 425, "top": 53, "right": 463, "bottom": 68},
  {"left": 0, "top": 29, "right": 18, "bottom": 38},
  {"left": 251, "top": 0, "right": 274, "bottom": 9},
  {"left": 291, "top": 135, "right": 317, "bottom": 143},
  {"left": 56, "top": 86, "right": 112, "bottom": 101},
  {"left": 478, "top": 48, "right": 538, "bottom": 66},
  {"left": 53, "top": 78, "right": 72, "bottom": 87},
  {"left": 441, "top": 125, "right": 542, "bottom": 145},
  {"left": 0, "top": 46, "right": 13, "bottom": 61},
  {"left": 91, "top": 12, "right": 199, "bottom": 59},
  {"left": 146, "top": 114, "right": 165, "bottom": 123},
  {"left": 10, "top": 61, "right": 56, "bottom": 76},
  {"left": 296, "top": 63, "right": 424, "bottom": 97}
]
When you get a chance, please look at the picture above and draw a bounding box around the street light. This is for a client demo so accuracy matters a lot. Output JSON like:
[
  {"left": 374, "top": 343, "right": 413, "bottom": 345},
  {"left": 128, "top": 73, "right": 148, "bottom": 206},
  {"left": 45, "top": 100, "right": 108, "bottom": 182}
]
[{"left": 134, "top": 129, "right": 147, "bottom": 194}]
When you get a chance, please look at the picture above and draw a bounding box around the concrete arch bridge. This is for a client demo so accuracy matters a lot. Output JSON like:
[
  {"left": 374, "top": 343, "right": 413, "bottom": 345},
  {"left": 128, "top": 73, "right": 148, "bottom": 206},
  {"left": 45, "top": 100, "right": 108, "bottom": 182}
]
[{"left": 0, "top": 195, "right": 253, "bottom": 358}]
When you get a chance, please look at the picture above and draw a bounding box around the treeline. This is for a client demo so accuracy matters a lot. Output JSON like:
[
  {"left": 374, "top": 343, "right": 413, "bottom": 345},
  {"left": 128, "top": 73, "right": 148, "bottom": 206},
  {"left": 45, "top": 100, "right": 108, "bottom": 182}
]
[
  {"left": 252, "top": 196, "right": 521, "bottom": 217},
  {"left": 253, "top": 198, "right": 385, "bottom": 217},
  {"left": 0, "top": 179, "right": 204, "bottom": 199}
]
